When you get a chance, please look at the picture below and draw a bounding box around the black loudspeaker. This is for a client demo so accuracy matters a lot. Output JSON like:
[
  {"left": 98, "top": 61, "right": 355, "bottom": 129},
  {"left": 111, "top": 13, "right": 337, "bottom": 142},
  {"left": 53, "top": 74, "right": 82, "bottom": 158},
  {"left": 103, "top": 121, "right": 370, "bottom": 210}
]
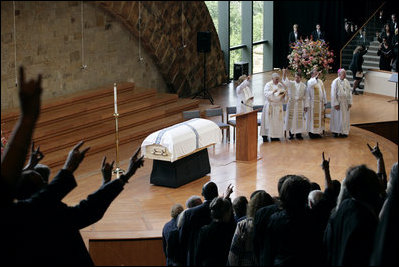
[
  {"left": 197, "top": 31, "right": 211, "bottom": 53},
  {"left": 234, "top": 62, "right": 249, "bottom": 80}
]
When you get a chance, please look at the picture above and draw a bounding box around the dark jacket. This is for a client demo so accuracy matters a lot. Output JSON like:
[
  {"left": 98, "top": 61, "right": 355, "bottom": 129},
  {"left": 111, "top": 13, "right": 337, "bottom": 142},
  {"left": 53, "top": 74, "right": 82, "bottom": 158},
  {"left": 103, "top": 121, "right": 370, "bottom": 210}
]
[
  {"left": 349, "top": 48, "right": 367, "bottom": 73},
  {"left": 311, "top": 30, "right": 326, "bottom": 41},
  {"left": 2, "top": 169, "right": 124, "bottom": 266},
  {"left": 288, "top": 31, "right": 302, "bottom": 45},
  {"left": 162, "top": 217, "right": 179, "bottom": 266},
  {"left": 196, "top": 220, "right": 236, "bottom": 266},
  {"left": 253, "top": 203, "right": 280, "bottom": 265},
  {"left": 324, "top": 198, "right": 379, "bottom": 266},
  {"left": 370, "top": 163, "right": 398, "bottom": 266},
  {"left": 179, "top": 200, "right": 213, "bottom": 266},
  {"left": 377, "top": 43, "right": 393, "bottom": 71},
  {"left": 263, "top": 208, "right": 319, "bottom": 266}
]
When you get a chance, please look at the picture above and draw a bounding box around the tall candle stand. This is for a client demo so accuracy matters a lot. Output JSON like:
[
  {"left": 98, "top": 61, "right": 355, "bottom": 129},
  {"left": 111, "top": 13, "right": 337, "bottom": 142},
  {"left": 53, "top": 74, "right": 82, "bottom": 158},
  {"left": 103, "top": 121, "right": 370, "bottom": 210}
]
[{"left": 113, "top": 83, "right": 124, "bottom": 178}]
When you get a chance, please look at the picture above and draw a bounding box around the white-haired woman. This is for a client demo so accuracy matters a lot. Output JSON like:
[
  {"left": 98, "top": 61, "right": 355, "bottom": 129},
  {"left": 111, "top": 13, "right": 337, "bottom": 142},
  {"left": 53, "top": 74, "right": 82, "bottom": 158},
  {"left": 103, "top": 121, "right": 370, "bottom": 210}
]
[{"left": 330, "top": 68, "right": 352, "bottom": 137}]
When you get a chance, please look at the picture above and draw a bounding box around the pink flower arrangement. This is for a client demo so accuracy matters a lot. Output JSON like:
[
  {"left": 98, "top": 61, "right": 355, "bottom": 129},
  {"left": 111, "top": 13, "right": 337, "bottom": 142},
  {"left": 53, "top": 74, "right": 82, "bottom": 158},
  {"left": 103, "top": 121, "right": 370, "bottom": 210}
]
[{"left": 287, "top": 39, "right": 335, "bottom": 80}]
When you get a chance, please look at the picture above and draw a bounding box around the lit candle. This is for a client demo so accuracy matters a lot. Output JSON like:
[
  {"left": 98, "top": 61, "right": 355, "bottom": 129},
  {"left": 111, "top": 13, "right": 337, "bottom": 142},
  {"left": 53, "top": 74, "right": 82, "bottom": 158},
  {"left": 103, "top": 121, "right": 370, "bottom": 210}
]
[{"left": 113, "top": 83, "right": 118, "bottom": 114}]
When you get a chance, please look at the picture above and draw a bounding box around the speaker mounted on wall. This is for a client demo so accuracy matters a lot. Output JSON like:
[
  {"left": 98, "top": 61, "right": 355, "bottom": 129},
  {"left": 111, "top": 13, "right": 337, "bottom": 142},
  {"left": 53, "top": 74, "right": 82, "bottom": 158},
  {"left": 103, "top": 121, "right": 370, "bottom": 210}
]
[{"left": 197, "top": 31, "right": 211, "bottom": 53}]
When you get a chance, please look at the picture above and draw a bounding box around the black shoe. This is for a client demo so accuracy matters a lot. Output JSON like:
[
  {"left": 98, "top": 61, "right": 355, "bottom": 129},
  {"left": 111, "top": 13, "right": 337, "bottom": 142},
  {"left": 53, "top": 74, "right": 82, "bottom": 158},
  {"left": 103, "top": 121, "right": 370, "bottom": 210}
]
[
  {"left": 309, "top": 132, "right": 322, "bottom": 139},
  {"left": 288, "top": 133, "right": 294, "bottom": 140},
  {"left": 271, "top": 138, "right": 280, "bottom": 141},
  {"left": 339, "top": 134, "right": 348, "bottom": 138},
  {"left": 333, "top": 133, "right": 339, "bottom": 138},
  {"left": 309, "top": 132, "right": 316, "bottom": 139},
  {"left": 352, "top": 90, "right": 359, "bottom": 95},
  {"left": 262, "top": 136, "right": 268, "bottom": 142},
  {"left": 295, "top": 133, "right": 303, "bottom": 140}
]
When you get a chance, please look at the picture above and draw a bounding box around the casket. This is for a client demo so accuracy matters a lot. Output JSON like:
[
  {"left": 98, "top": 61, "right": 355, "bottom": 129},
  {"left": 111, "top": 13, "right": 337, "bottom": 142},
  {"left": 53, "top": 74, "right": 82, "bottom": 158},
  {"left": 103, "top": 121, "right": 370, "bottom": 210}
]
[
  {"left": 141, "top": 118, "right": 222, "bottom": 187},
  {"left": 141, "top": 118, "right": 222, "bottom": 162}
]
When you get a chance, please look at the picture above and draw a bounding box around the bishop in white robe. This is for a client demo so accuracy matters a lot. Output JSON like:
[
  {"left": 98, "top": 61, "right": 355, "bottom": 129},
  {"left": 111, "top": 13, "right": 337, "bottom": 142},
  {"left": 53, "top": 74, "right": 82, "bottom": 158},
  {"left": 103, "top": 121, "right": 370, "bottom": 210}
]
[
  {"left": 281, "top": 69, "right": 308, "bottom": 139},
  {"left": 236, "top": 75, "right": 253, "bottom": 114},
  {"left": 260, "top": 73, "right": 288, "bottom": 141},
  {"left": 330, "top": 68, "right": 352, "bottom": 137},
  {"left": 306, "top": 69, "right": 327, "bottom": 138}
]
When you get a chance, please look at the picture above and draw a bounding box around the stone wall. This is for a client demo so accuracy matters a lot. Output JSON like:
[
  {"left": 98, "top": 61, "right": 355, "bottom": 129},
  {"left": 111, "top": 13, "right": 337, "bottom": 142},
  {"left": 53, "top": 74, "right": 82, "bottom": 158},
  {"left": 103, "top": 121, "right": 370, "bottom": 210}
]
[
  {"left": 96, "top": 1, "right": 228, "bottom": 96},
  {"left": 1, "top": 1, "right": 227, "bottom": 110}
]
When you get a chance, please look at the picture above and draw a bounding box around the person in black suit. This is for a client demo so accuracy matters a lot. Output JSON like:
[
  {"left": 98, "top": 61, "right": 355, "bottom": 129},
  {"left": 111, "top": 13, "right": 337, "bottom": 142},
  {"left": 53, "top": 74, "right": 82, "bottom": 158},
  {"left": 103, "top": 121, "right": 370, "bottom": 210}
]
[
  {"left": 311, "top": 23, "right": 326, "bottom": 42},
  {"left": 179, "top": 182, "right": 233, "bottom": 266},
  {"left": 288, "top": 24, "right": 302, "bottom": 47},
  {"left": 196, "top": 197, "right": 236, "bottom": 266},
  {"left": 162, "top": 203, "right": 184, "bottom": 266},
  {"left": 179, "top": 181, "right": 219, "bottom": 266},
  {"left": 389, "top": 14, "right": 398, "bottom": 34}
]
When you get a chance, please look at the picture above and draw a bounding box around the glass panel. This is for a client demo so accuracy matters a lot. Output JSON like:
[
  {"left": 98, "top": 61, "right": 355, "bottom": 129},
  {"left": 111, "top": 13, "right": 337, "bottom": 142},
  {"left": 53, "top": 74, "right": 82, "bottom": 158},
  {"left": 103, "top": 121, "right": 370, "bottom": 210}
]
[
  {"left": 253, "top": 1, "right": 263, "bottom": 42},
  {"left": 230, "top": 1, "right": 242, "bottom": 47},
  {"left": 205, "top": 1, "right": 218, "bottom": 34},
  {"left": 253, "top": 44, "right": 264, "bottom": 74},
  {"left": 230, "top": 1, "right": 242, "bottom": 79},
  {"left": 230, "top": 49, "right": 243, "bottom": 79}
]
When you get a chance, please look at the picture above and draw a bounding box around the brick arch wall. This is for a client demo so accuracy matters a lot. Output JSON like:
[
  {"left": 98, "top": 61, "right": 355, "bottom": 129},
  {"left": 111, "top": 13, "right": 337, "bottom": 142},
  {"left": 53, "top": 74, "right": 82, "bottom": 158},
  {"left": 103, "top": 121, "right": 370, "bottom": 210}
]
[{"left": 96, "top": 1, "right": 228, "bottom": 97}]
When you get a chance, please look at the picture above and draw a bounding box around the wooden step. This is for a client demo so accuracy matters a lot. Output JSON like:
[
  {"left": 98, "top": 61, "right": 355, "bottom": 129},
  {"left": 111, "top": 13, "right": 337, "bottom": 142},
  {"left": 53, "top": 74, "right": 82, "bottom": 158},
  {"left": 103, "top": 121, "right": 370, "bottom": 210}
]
[
  {"left": 1, "top": 85, "right": 157, "bottom": 131},
  {"left": 1, "top": 82, "right": 137, "bottom": 123},
  {"left": 34, "top": 97, "right": 198, "bottom": 154},
  {"left": 31, "top": 93, "right": 179, "bottom": 143}
]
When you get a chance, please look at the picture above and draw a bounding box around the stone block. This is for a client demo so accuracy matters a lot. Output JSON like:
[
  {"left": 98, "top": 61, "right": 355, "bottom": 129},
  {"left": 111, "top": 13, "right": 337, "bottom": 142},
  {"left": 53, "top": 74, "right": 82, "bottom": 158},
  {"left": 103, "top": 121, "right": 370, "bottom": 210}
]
[{"left": 69, "top": 50, "right": 80, "bottom": 62}]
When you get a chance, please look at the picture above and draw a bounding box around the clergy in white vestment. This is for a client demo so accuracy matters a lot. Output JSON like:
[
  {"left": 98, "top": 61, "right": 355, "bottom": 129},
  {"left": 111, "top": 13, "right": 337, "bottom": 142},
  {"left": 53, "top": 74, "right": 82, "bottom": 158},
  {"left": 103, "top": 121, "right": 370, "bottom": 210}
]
[
  {"left": 236, "top": 75, "right": 253, "bottom": 114},
  {"left": 260, "top": 73, "right": 288, "bottom": 142},
  {"left": 306, "top": 69, "right": 327, "bottom": 139},
  {"left": 281, "top": 68, "right": 308, "bottom": 140},
  {"left": 330, "top": 68, "right": 352, "bottom": 137}
]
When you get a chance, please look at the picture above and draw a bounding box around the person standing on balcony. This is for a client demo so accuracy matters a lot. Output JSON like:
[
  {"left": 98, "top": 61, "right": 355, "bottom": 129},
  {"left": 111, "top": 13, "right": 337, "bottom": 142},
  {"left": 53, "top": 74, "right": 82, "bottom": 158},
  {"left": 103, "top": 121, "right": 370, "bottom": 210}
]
[
  {"left": 348, "top": 45, "right": 368, "bottom": 95},
  {"left": 378, "top": 24, "right": 393, "bottom": 46},
  {"left": 376, "top": 10, "right": 388, "bottom": 33},
  {"left": 377, "top": 37, "right": 394, "bottom": 71},
  {"left": 288, "top": 24, "right": 302, "bottom": 50},
  {"left": 389, "top": 14, "right": 397, "bottom": 34},
  {"left": 392, "top": 28, "right": 398, "bottom": 72},
  {"left": 311, "top": 24, "right": 326, "bottom": 42}
]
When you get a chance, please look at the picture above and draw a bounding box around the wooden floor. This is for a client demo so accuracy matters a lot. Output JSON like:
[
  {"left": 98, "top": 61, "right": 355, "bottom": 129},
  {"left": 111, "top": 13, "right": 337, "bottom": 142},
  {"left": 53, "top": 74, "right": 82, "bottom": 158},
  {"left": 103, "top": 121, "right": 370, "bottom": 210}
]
[
  {"left": 5, "top": 71, "right": 397, "bottom": 249},
  {"left": 65, "top": 71, "right": 397, "bottom": 248}
]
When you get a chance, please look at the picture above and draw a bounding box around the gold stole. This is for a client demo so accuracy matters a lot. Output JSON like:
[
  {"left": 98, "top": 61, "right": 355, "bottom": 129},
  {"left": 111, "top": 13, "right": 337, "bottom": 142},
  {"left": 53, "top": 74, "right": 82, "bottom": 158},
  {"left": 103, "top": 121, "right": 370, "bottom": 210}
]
[
  {"left": 297, "top": 100, "right": 303, "bottom": 129},
  {"left": 313, "top": 84, "right": 320, "bottom": 129}
]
